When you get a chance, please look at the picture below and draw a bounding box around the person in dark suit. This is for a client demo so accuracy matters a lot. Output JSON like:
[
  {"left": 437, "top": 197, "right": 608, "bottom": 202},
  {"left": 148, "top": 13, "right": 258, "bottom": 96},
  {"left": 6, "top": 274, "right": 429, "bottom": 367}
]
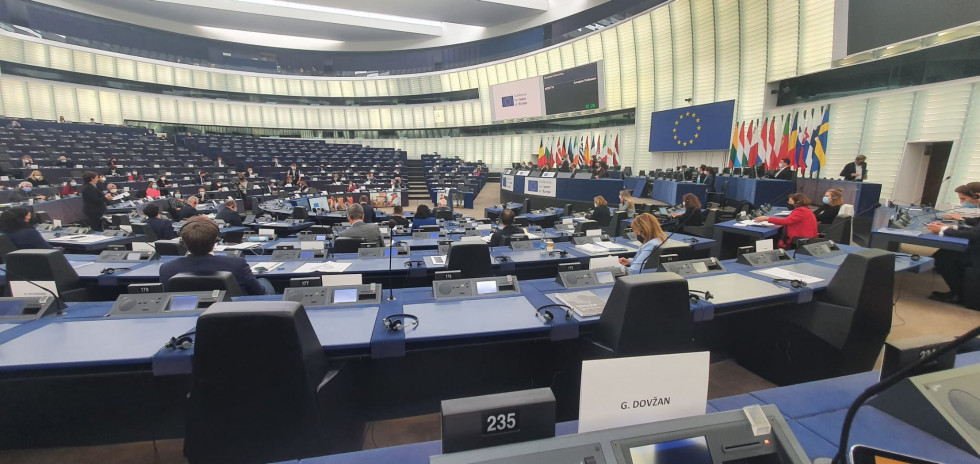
[
  {"left": 772, "top": 158, "right": 793, "bottom": 180},
  {"left": 179, "top": 196, "right": 200, "bottom": 220},
  {"left": 387, "top": 205, "right": 410, "bottom": 228},
  {"left": 8, "top": 182, "right": 45, "bottom": 202},
  {"left": 840, "top": 155, "right": 868, "bottom": 182},
  {"left": 592, "top": 161, "right": 610, "bottom": 179},
  {"left": 143, "top": 204, "right": 177, "bottom": 240},
  {"left": 489, "top": 209, "right": 523, "bottom": 247},
  {"left": 0, "top": 207, "right": 51, "bottom": 250},
  {"left": 813, "top": 188, "right": 843, "bottom": 224},
  {"left": 159, "top": 216, "right": 270, "bottom": 295},
  {"left": 338, "top": 203, "right": 384, "bottom": 247},
  {"left": 286, "top": 164, "right": 302, "bottom": 182},
  {"left": 80, "top": 171, "right": 111, "bottom": 231},
  {"left": 702, "top": 166, "right": 716, "bottom": 192},
  {"left": 216, "top": 199, "right": 243, "bottom": 227},
  {"left": 926, "top": 183, "right": 980, "bottom": 304},
  {"left": 358, "top": 195, "right": 375, "bottom": 223},
  {"left": 586, "top": 195, "right": 612, "bottom": 226}
]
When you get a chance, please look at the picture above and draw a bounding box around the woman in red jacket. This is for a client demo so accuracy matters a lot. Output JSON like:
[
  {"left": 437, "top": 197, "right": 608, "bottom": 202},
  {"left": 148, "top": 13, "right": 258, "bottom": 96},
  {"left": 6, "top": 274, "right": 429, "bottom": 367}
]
[{"left": 754, "top": 193, "right": 818, "bottom": 248}]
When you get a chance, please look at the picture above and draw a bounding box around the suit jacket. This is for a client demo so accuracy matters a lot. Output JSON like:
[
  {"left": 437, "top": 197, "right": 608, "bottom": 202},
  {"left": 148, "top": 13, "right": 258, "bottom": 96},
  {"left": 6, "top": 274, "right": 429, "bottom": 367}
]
[
  {"left": 678, "top": 208, "right": 704, "bottom": 227},
  {"left": 178, "top": 204, "right": 199, "bottom": 220},
  {"left": 147, "top": 217, "right": 178, "bottom": 240},
  {"left": 387, "top": 215, "right": 410, "bottom": 228},
  {"left": 840, "top": 162, "right": 867, "bottom": 182},
  {"left": 360, "top": 202, "right": 375, "bottom": 223},
  {"left": 3, "top": 227, "right": 52, "bottom": 250},
  {"left": 338, "top": 220, "right": 384, "bottom": 247},
  {"left": 813, "top": 204, "right": 841, "bottom": 225},
  {"left": 767, "top": 207, "right": 818, "bottom": 248},
  {"left": 773, "top": 167, "right": 793, "bottom": 180},
  {"left": 159, "top": 255, "right": 267, "bottom": 296},
  {"left": 8, "top": 189, "right": 30, "bottom": 203},
  {"left": 588, "top": 205, "right": 612, "bottom": 226},
  {"left": 216, "top": 208, "right": 243, "bottom": 227},
  {"left": 489, "top": 224, "right": 523, "bottom": 247},
  {"left": 944, "top": 225, "right": 980, "bottom": 268},
  {"left": 81, "top": 183, "right": 107, "bottom": 217},
  {"left": 704, "top": 174, "right": 716, "bottom": 192}
]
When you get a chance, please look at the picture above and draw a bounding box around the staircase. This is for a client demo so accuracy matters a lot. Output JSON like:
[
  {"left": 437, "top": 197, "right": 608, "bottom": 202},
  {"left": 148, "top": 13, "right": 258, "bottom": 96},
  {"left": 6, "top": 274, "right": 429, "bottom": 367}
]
[{"left": 405, "top": 159, "right": 430, "bottom": 202}]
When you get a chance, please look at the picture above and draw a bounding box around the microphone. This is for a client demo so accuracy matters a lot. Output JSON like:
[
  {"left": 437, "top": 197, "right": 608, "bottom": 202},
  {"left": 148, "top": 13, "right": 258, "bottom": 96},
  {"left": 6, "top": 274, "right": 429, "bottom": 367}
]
[
  {"left": 791, "top": 202, "right": 881, "bottom": 259},
  {"left": 636, "top": 210, "right": 701, "bottom": 273},
  {"left": 0, "top": 265, "right": 67, "bottom": 315},
  {"left": 831, "top": 322, "right": 980, "bottom": 464},
  {"left": 386, "top": 235, "right": 397, "bottom": 301}
]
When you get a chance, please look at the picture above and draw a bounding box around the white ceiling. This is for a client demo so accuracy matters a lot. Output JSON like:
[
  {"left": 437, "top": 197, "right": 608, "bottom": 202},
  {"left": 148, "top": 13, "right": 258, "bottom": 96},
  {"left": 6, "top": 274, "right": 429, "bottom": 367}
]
[{"left": 31, "top": 0, "right": 611, "bottom": 51}]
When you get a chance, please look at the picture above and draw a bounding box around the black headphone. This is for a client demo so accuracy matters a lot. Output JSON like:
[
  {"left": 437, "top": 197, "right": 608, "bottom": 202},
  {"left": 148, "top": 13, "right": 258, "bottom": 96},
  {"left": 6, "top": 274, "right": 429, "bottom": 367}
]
[
  {"left": 383, "top": 314, "right": 419, "bottom": 331},
  {"left": 165, "top": 332, "right": 195, "bottom": 350},
  {"left": 535, "top": 304, "right": 572, "bottom": 322},
  {"left": 682, "top": 237, "right": 700, "bottom": 243},
  {"left": 404, "top": 260, "right": 424, "bottom": 268},
  {"left": 688, "top": 290, "right": 713, "bottom": 303},
  {"left": 100, "top": 267, "right": 131, "bottom": 275},
  {"left": 895, "top": 253, "right": 921, "bottom": 261},
  {"left": 772, "top": 278, "right": 807, "bottom": 288},
  {"left": 495, "top": 255, "right": 511, "bottom": 262},
  {"left": 548, "top": 250, "right": 568, "bottom": 257}
]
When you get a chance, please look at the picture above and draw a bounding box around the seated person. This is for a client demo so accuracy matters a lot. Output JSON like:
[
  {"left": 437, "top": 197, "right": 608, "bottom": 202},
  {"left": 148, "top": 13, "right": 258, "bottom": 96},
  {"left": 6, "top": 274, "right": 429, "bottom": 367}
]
[
  {"left": 179, "top": 196, "right": 201, "bottom": 220},
  {"left": 0, "top": 207, "right": 51, "bottom": 250},
  {"left": 592, "top": 161, "right": 610, "bottom": 179},
  {"left": 216, "top": 199, "right": 243, "bottom": 227},
  {"left": 926, "top": 183, "right": 980, "bottom": 304},
  {"left": 772, "top": 158, "right": 794, "bottom": 180},
  {"left": 55, "top": 156, "right": 71, "bottom": 167},
  {"left": 618, "top": 213, "right": 667, "bottom": 273},
  {"left": 618, "top": 190, "right": 636, "bottom": 218},
  {"left": 144, "top": 203, "right": 178, "bottom": 240},
  {"left": 9, "top": 182, "right": 45, "bottom": 202},
  {"left": 145, "top": 181, "right": 161, "bottom": 199},
  {"left": 489, "top": 209, "right": 523, "bottom": 247},
  {"left": 813, "top": 188, "right": 843, "bottom": 224},
  {"left": 26, "top": 170, "right": 48, "bottom": 186},
  {"left": 61, "top": 179, "right": 79, "bottom": 196},
  {"left": 159, "top": 216, "right": 271, "bottom": 295},
  {"left": 387, "top": 205, "right": 410, "bottom": 228},
  {"left": 753, "top": 193, "right": 818, "bottom": 248},
  {"left": 433, "top": 198, "right": 452, "bottom": 216},
  {"left": 671, "top": 193, "right": 704, "bottom": 228},
  {"left": 411, "top": 204, "right": 437, "bottom": 231},
  {"left": 585, "top": 195, "right": 612, "bottom": 226},
  {"left": 337, "top": 203, "right": 384, "bottom": 247}
]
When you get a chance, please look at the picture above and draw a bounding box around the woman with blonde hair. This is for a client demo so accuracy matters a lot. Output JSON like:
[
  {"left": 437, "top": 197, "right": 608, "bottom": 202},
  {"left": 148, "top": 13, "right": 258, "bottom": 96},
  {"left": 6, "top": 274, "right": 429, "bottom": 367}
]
[
  {"left": 618, "top": 190, "right": 636, "bottom": 218},
  {"left": 814, "top": 188, "right": 843, "bottom": 224},
  {"left": 618, "top": 213, "right": 668, "bottom": 273},
  {"left": 27, "top": 170, "right": 47, "bottom": 186}
]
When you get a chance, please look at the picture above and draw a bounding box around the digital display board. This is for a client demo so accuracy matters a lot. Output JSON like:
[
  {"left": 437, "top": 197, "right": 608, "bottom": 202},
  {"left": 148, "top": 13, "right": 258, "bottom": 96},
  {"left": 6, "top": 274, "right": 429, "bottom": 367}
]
[{"left": 543, "top": 62, "right": 604, "bottom": 115}]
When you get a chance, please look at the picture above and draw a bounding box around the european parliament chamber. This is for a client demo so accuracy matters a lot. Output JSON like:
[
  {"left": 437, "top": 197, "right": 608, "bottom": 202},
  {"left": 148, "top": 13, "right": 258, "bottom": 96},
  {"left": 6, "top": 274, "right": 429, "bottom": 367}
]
[{"left": 0, "top": 1, "right": 979, "bottom": 463}]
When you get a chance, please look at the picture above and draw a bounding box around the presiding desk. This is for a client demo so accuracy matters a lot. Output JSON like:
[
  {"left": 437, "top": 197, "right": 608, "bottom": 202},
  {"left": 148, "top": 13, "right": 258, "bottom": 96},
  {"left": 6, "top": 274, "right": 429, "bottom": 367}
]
[{"left": 650, "top": 179, "right": 708, "bottom": 206}]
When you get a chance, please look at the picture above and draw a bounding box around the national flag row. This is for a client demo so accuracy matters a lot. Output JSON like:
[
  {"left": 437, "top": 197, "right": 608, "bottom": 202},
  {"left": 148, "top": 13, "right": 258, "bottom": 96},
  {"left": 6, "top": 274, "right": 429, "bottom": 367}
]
[
  {"left": 728, "top": 106, "right": 830, "bottom": 176},
  {"left": 536, "top": 134, "right": 621, "bottom": 169}
]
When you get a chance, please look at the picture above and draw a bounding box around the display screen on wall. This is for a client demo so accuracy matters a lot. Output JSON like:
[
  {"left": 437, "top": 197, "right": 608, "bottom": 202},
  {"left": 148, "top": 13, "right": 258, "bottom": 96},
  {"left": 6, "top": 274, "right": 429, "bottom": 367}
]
[
  {"left": 845, "top": 0, "right": 980, "bottom": 55},
  {"left": 649, "top": 100, "right": 735, "bottom": 152},
  {"left": 543, "top": 62, "right": 605, "bottom": 115},
  {"left": 490, "top": 62, "right": 604, "bottom": 122}
]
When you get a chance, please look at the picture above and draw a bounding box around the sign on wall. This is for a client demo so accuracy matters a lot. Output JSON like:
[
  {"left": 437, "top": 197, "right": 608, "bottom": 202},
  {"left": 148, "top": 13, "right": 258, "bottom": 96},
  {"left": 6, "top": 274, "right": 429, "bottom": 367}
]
[{"left": 524, "top": 177, "right": 557, "bottom": 197}]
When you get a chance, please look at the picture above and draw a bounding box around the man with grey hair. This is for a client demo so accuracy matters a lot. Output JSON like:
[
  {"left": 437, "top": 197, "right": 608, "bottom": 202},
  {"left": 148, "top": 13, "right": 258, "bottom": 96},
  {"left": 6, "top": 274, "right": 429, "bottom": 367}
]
[
  {"left": 338, "top": 203, "right": 384, "bottom": 246},
  {"left": 9, "top": 182, "right": 45, "bottom": 202}
]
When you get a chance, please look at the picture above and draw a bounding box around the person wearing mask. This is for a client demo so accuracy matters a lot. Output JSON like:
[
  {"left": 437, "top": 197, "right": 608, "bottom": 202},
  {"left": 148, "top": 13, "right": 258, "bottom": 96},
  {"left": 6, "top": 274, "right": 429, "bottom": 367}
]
[
  {"left": 216, "top": 157, "right": 225, "bottom": 168},
  {"left": 593, "top": 161, "right": 610, "bottom": 179},
  {"left": 166, "top": 190, "right": 186, "bottom": 216},
  {"left": 337, "top": 203, "right": 384, "bottom": 247},
  {"left": 286, "top": 164, "right": 302, "bottom": 181},
  {"left": 9, "top": 182, "right": 45, "bottom": 202},
  {"left": 61, "top": 179, "right": 79, "bottom": 196},
  {"left": 618, "top": 213, "right": 668, "bottom": 273},
  {"left": 179, "top": 195, "right": 200, "bottom": 220},
  {"left": 489, "top": 209, "right": 523, "bottom": 247},
  {"left": 272, "top": 157, "right": 282, "bottom": 168},
  {"left": 840, "top": 155, "right": 868, "bottom": 182},
  {"left": 813, "top": 188, "right": 844, "bottom": 224},
  {"left": 618, "top": 190, "right": 636, "bottom": 218},
  {"left": 96, "top": 175, "right": 108, "bottom": 192},
  {"left": 586, "top": 195, "right": 612, "bottom": 226},
  {"left": 216, "top": 199, "right": 243, "bottom": 227},
  {"left": 198, "top": 171, "right": 209, "bottom": 185},
  {"left": 246, "top": 167, "right": 257, "bottom": 178},
  {"left": 157, "top": 174, "right": 170, "bottom": 189},
  {"left": 20, "top": 155, "right": 34, "bottom": 169},
  {"left": 702, "top": 166, "right": 717, "bottom": 192},
  {"left": 772, "top": 158, "right": 794, "bottom": 180},
  {"left": 105, "top": 183, "right": 124, "bottom": 205},
  {"left": 127, "top": 170, "right": 143, "bottom": 182},
  {"left": 411, "top": 204, "right": 437, "bottom": 231},
  {"left": 80, "top": 171, "right": 111, "bottom": 231},
  {"left": 196, "top": 187, "right": 208, "bottom": 202},
  {"left": 26, "top": 170, "right": 47, "bottom": 187},
  {"left": 55, "top": 156, "right": 71, "bottom": 167},
  {"left": 236, "top": 173, "right": 252, "bottom": 193},
  {"left": 347, "top": 181, "right": 358, "bottom": 193},
  {"left": 159, "top": 216, "right": 271, "bottom": 295},
  {"left": 145, "top": 181, "right": 161, "bottom": 199},
  {"left": 295, "top": 180, "right": 310, "bottom": 194},
  {"left": 925, "top": 183, "right": 980, "bottom": 304},
  {"left": 387, "top": 205, "right": 410, "bottom": 228},
  {"left": 143, "top": 204, "right": 177, "bottom": 240},
  {"left": 359, "top": 195, "right": 375, "bottom": 223},
  {"left": 0, "top": 207, "right": 52, "bottom": 250},
  {"left": 754, "top": 193, "right": 818, "bottom": 249},
  {"left": 671, "top": 193, "right": 704, "bottom": 230},
  {"left": 390, "top": 177, "right": 405, "bottom": 189}
]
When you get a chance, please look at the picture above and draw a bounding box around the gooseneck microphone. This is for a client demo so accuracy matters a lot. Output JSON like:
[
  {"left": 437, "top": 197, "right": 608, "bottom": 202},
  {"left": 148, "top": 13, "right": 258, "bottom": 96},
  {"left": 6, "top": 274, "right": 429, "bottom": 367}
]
[
  {"left": 831, "top": 322, "right": 980, "bottom": 464},
  {"left": 0, "top": 265, "right": 67, "bottom": 315},
  {"left": 386, "top": 234, "right": 397, "bottom": 302}
]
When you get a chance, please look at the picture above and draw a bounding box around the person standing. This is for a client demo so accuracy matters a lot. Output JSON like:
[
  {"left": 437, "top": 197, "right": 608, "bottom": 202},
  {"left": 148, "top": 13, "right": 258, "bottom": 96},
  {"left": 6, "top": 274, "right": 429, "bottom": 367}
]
[
  {"left": 80, "top": 171, "right": 111, "bottom": 231},
  {"left": 840, "top": 155, "right": 868, "bottom": 182}
]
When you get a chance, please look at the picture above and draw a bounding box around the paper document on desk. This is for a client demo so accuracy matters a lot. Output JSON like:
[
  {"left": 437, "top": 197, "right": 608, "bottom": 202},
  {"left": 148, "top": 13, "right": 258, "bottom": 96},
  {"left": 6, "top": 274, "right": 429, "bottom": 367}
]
[
  {"left": 737, "top": 220, "right": 777, "bottom": 227},
  {"left": 555, "top": 291, "right": 607, "bottom": 317},
  {"left": 593, "top": 241, "right": 627, "bottom": 252},
  {"left": 575, "top": 243, "right": 607, "bottom": 254},
  {"left": 53, "top": 234, "right": 114, "bottom": 243},
  {"left": 294, "top": 262, "right": 352, "bottom": 273},
  {"left": 223, "top": 242, "right": 263, "bottom": 250},
  {"left": 70, "top": 262, "right": 94, "bottom": 270},
  {"left": 752, "top": 268, "right": 824, "bottom": 284},
  {"left": 427, "top": 255, "right": 447, "bottom": 266},
  {"left": 251, "top": 262, "right": 285, "bottom": 273}
]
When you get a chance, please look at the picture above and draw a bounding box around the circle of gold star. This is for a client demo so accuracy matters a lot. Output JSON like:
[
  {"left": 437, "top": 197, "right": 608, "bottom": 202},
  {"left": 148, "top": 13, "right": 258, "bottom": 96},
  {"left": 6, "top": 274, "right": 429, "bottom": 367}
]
[{"left": 673, "top": 111, "right": 702, "bottom": 146}]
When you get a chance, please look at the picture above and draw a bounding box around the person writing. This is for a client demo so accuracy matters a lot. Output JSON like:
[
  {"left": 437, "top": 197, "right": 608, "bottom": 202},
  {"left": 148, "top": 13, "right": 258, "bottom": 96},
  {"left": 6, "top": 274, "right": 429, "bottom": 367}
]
[
  {"left": 410, "top": 204, "right": 437, "bottom": 231},
  {"left": 337, "top": 203, "right": 384, "bottom": 247},
  {"left": 670, "top": 193, "right": 704, "bottom": 230},
  {"left": 618, "top": 190, "right": 636, "bottom": 219},
  {"left": 925, "top": 183, "right": 980, "bottom": 304},
  {"left": 159, "top": 216, "right": 272, "bottom": 295},
  {"left": 489, "top": 209, "right": 523, "bottom": 247},
  {"left": 840, "top": 155, "right": 868, "bottom": 182},
  {"left": 0, "top": 207, "right": 52, "bottom": 250},
  {"left": 618, "top": 213, "right": 668, "bottom": 273},
  {"left": 813, "top": 188, "right": 843, "bottom": 224},
  {"left": 586, "top": 195, "right": 612, "bottom": 226},
  {"left": 143, "top": 204, "right": 178, "bottom": 240},
  {"left": 753, "top": 193, "right": 818, "bottom": 248}
]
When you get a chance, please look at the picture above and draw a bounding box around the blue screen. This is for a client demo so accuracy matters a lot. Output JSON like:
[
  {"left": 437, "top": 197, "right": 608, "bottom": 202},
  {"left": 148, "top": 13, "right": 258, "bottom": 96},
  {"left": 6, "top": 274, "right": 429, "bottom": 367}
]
[{"left": 0, "top": 301, "right": 26, "bottom": 316}]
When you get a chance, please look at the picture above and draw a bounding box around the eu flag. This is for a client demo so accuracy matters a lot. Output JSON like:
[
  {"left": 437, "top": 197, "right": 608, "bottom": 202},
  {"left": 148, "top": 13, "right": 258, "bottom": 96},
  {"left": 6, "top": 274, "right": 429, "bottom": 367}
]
[{"left": 649, "top": 100, "right": 735, "bottom": 152}]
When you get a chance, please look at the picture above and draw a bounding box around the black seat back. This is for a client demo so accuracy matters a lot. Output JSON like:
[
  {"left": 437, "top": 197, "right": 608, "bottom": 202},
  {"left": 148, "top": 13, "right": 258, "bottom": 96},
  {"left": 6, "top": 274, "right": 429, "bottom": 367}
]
[
  {"left": 333, "top": 237, "right": 364, "bottom": 253},
  {"left": 642, "top": 244, "right": 694, "bottom": 270},
  {"left": 596, "top": 273, "right": 693, "bottom": 356},
  {"left": 5, "top": 249, "right": 85, "bottom": 299},
  {"left": 446, "top": 242, "right": 492, "bottom": 278},
  {"left": 165, "top": 271, "right": 243, "bottom": 297},
  {"left": 0, "top": 234, "right": 17, "bottom": 263}
]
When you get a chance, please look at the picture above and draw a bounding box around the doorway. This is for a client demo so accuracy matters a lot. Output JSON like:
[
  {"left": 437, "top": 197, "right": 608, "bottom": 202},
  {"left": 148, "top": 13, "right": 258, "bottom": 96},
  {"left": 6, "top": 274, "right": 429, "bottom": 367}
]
[
  {"left": 893, "top": 141, "right": 954, "bottom": 206},
  {"left": 919, "top": 142, "right": 953, "bottom": 207}
]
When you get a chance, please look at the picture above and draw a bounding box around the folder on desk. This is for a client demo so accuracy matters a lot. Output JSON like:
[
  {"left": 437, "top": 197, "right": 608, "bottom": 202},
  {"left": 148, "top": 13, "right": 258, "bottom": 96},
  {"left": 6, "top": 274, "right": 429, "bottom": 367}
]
[{"left": 555, "top": 291, "right": 606, "bottom": 317}]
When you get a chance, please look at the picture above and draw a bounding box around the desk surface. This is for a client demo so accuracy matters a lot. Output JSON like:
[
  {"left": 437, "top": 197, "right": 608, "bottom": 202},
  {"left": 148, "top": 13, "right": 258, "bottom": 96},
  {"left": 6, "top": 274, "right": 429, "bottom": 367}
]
[{"left": 403, "top": 296, "right": 543, "bottom": 341}]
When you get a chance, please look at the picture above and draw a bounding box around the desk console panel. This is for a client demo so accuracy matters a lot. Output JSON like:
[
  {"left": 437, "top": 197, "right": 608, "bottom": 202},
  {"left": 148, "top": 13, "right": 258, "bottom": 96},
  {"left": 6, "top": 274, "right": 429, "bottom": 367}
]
[
  {"left": 659, "top": 257, "right": 726, "bottom": 277},
  {"left": 283, "top": 283, "right": 381, "bottom": 307},
  {"left": 433, "top": 276, "right": 520, "bottom": 300}
]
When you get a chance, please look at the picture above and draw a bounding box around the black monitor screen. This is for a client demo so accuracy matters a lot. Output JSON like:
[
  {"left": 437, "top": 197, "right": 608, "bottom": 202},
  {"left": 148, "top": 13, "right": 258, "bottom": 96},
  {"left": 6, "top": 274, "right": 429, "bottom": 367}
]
[{"left": 626, "top": 436, "right": 712, "bottom": 464}]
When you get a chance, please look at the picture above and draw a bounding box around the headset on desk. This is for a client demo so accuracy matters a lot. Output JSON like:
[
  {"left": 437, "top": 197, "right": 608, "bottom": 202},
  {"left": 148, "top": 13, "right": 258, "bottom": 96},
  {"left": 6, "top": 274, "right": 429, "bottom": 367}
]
[
  {"left": 383, "top": 313, "right": 418, "bottom": 331},
  {"left": 772, "top": 278, "right": 807, "bottom": 288},
  {"left": 535, "top": 303, "right": 572, "bottom": 322},
  {"left": 688, "top": 289, "right": 713, "bottom": 303}
]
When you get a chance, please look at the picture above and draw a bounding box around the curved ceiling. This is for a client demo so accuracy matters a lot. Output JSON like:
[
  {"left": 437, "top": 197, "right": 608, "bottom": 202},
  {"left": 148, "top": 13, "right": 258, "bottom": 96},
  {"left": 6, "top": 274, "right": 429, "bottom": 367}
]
[{"left": 31, "top": 0, "right": 610, "bottom": 51}]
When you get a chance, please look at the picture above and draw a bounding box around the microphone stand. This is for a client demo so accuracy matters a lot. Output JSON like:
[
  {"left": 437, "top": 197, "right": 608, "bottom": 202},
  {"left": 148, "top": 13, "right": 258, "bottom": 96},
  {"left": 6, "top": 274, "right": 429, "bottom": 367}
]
[
  {"left": 0, "top": 265, "right": 67, "bottom": 315},
  {"left": 386, "top": 234, "right": 396, "bottom": 302}
]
